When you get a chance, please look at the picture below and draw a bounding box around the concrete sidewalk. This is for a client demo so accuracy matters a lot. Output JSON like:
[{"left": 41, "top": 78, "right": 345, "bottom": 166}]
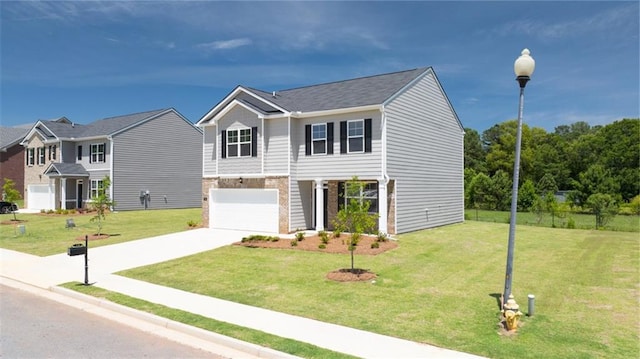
[{"left": 1, "top": 228, "right": 485, "bottom": 359}]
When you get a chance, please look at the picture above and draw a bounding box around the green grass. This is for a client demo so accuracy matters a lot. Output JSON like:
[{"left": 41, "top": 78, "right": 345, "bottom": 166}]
[
  {"left": 0, "top": 208, "right": 202, "bottom": 256},
  {"left": 120, "top": 222, "right": 640, "bottom": 359},
  {"left": 61, "top": 283, "right": 355, "bottom": 359},
  {"left": 466, "top": 209, "right": 639, "bottom": 232}
]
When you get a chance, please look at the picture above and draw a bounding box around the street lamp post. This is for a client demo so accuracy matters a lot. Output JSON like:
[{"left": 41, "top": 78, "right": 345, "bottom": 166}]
[{"left": 503, "top": 48, "right": 536, "bottom": 306}]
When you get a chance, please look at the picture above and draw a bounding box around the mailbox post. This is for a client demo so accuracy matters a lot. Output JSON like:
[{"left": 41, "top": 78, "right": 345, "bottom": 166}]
[{"left": 67, "top": 235, "right": 90, "bottom": 285}]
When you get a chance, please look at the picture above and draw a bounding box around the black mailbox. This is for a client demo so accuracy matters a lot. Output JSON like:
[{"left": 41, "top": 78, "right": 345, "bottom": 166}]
[{"left": 67, "top": 243, "right": 86, "bottom": 256}]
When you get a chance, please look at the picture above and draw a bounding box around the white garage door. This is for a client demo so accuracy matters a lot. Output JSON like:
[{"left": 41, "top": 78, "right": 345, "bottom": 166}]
[
  {"left": 28, "top": 184, "right": 54, "bottom": 210},
  {"left": 209, "top": 189, "right": 279, "bottom": 233}
]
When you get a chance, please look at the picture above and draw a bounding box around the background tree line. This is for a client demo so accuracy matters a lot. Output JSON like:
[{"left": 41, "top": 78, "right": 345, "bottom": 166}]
[{"left": 464, "top": 118, "right": 640, "bottom": 227}]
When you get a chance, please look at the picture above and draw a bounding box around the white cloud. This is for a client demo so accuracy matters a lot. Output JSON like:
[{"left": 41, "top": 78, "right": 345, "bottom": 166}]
[{"left": 196, "top": 38, "right": 253, "bottom": 51}]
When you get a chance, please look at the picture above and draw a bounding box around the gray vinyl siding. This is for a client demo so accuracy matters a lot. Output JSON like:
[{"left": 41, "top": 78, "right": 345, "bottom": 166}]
[
  {"left": 264, "top": 117, "right": 288, "bottom": 174},
  {"left": 61, "top": 141, "right": 76, "bottom": 163},
  {"left": 217, "top": 106, "right": 262, "bottom": 175},
  {"left": 110, "top": 111, "right": 202, "bottom": 210},
  {"left": 289, "top": 180, "right": 313, "bottom": 230},
  {"left": 385, "top": 71, "right": 464, "bottom": 233},
  {"left": 75, "top": 139, "right": 111, "bottom": 170},
  {"left": 294, "top": 110, "right": 382, "bottom": 180},
  {"left": 203, "top": 126, "right": 217, "bottom": 176}
]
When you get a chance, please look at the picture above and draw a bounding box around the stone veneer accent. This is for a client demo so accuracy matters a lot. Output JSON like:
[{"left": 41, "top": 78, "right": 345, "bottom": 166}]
[{"left": 201, "top": 176, "right": 289, "bottom": 233}]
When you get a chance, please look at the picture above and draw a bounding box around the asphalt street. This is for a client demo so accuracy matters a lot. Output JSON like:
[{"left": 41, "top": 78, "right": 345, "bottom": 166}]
[{"left": 0, "top": 284, "right": 219, "bottom": 359}]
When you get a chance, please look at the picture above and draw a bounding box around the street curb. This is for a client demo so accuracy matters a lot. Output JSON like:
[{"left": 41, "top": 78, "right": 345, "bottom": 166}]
[
  {"left": 50, "top": 285, "right": 302, "bottom": 359},
  {"left": 32, "top": 283, "right": 300, "bottom": 359}
]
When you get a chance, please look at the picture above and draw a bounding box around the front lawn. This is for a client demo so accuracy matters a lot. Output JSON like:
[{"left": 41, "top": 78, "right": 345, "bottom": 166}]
[
  {"left": 119, "top": 222, "right": 640, "bottom": 359},
  {"left": 0, "top": 208, "right": 201, "bottom": 256}
]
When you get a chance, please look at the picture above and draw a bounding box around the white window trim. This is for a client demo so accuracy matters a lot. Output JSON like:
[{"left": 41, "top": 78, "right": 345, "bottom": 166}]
[
  {"left": 90, "top": 143, "right": 105, "bottom": 163},
  {"left": 27, "top": 148, "right": 35, "bottom": 166},
  {"left": 347, "top": 119, "right": 364, "bottom": 153},
  {"left": 227, "top": 128, "right": 252, "bottom": 158},
  {"left": 37, "top": 147, "right": 46, "bottom": 165},
  {"left": 344, "top": 181, "right": 378, "bottom": 213},
  {"left": 90, "top": 179, "right": 104, "bottom": 199},
  {"left": 311, "top": 123, "right": 327, "bottom": 155}
]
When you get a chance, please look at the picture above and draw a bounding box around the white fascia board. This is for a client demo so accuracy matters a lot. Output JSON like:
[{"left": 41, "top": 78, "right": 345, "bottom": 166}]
[
  {"left": 290, "top": 104, "right": 381, "bottom": 119},
  {"left": 20, "top": 121, "right": 48, "bottom": 145},
  {"left": 197, "top": 87, "right": 289, "bottom": 126}
]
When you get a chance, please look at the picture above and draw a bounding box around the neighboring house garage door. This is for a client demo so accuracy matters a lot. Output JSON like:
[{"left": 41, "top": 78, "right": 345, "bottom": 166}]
[
  {"left": 209, "top": 189, "right": 279, "bottom": 233},
  {"left": 28, "top": 184, "right": 54, "bottom": 210}
]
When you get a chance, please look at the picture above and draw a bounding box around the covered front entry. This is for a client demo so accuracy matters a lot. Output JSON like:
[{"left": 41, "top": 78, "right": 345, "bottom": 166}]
[{"left": 209, "top": 188, "right": 279, "bottom": 233}]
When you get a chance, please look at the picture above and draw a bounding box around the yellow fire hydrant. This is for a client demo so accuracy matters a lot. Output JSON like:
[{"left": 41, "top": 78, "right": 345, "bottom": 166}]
[{"left": 502, "top": 294, "right": 523, "bottom": 331}]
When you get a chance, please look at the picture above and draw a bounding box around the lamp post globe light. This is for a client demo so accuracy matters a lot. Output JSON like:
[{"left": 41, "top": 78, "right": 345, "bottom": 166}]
[{"left": 503, "top": 49, "right": 535, "bottom": 306}]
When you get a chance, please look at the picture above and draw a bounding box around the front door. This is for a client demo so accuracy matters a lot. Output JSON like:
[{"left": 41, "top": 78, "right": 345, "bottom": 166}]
[{"left": 77, "top": 181, "right": 83, "bottom": 208}]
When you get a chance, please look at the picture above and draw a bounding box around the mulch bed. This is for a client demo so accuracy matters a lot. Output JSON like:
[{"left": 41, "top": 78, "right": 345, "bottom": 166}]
[
  {"left": 0, "top": 219, "right": 27, "bottom": 225},
  {"left": 75, "top": 234, "right": 110, "bottom": 241},
  {"left": 235, "top": 233, "right": 397, "bottom": 282}
]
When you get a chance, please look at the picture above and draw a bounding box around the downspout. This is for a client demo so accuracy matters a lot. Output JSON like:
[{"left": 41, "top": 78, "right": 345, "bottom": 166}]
[
  {"left": 380, "top": 106, "right": 390, "bottom": 185},
  {"left": 287, "top": 114, "right": 292, "bottom": 232},
  {"left": 260, "top": 116, "right": 265, "bottom": 175},
  {"left": 108, "top": 135, "right": 114, "bottom": 210}
]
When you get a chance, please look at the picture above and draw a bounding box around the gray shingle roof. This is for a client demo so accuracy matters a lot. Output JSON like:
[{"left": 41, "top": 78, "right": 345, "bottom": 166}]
[
  {"left": 32, "top": 109, "right": 170, "bottom": 140},
  {"left": 44, "top": 163, "right": 89, "bottom": 177},
  {"left": 246, "top": 67, "right": 430, "bottom": 113},
  {"left": 0, "top": 126, "right": 29, "bottom": 149}
]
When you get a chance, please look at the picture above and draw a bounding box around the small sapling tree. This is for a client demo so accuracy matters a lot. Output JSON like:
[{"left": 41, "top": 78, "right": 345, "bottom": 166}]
[
  {"left": 2, "top": 178, "right": 21, "bottom": 221},
  {"left": 90, "top": 176, "right": 115, "bottom": 235},
  {"left": 585, "top": 193, "right": 619, "bottom": 229},
  {"left": 333, "top": 176, "right": 378, "bottom": 273}
]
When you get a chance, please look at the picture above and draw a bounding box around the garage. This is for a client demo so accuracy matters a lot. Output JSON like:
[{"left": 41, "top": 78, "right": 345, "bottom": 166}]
[
  {"left": 209, "top": 188, "right": 279, "bottom": 233},
  {"left": 27, "top": 184, "right": 54, "bottom": 210}
]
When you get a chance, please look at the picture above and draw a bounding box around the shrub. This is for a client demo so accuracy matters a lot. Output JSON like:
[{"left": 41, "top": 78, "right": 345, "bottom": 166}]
[
  {"left": 241, "top": 235, "right": 279, "bottom": 243},
  {"left": 318, "top": 244, "right": 326, "bottom": 249},
  {"left": 377, "top": 231, "right": 388, "bottom": 242},
  {"left": 319, "top": 230, "right": 330, "bottom": 244},
  {"left": 40, "top": 209, "right": 46, "bottom": 214},
  {"left": 567, "top": 217, "right": 576, "bottom": 229},
  {"left": 295, "top": 232, "right": 305, "bottom": 241},
  {"left": 291, "top": 239, "right": 298, "bottom": 247},
  {"left": 187, "top": 220, "right": 198, "bottom": 228},
  {"left": 371, "top": 241, "right": 380, "bottom": 249},
  {"left": 332, "top": 229, "right": 341, "bottom": 238}
]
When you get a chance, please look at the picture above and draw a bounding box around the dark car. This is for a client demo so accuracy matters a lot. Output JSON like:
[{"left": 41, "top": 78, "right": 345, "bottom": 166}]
[{"left": 0, "top": 201, "right": 18, "bottom": 214}]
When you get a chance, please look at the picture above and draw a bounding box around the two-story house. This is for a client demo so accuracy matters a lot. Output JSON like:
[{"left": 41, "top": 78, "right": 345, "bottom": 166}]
[
  {"left": 197, "top": 67, "right": 464, "bottom": 235},
  {"left": 20, "top": 109, "right": 202, "bottom": 211},
  {"left": 1, "top": 125, "right": 30, "bottom": 200}
]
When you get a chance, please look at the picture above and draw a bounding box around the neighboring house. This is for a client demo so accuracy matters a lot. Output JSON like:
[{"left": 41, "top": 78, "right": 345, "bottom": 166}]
[
  {"left": 196, "top": 67, "right": 464, "bottom": 234},
  {"left": 20, "top": 109, "right": 202, "bottom": 211},
  {"left": 0, "top": 126, "right": 30, "bottom": 199}
]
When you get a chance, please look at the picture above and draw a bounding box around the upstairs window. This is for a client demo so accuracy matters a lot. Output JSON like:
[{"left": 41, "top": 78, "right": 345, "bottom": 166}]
[
  {"left": 340, "top": 119, "right": 372, "bottom": 154},
  {"left": 48, "top": 145, "right": 57, "bottom": 161},
  {"left": 305, "top": 122, "right": 333, "bottom": 156},
  {"left": 90, "top": 143, "right": 105, "bottom": 163},
  {"left": 222, "top": 127, "right": 257, "bottom": 158},
  {"left": 347, "top": 120, "right": 364, "bottom": 153},
  {"left": 312, "top": 123, "right": 327, "bottom": 155},
  {"left": 26, "top": 148, "right": 35, "bottom": 166},
  {"left": 37, "top": 147, "right": 46, "bottom": 165}
]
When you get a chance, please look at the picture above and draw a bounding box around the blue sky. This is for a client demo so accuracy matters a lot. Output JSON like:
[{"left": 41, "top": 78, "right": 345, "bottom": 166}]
[{"left": 1, "top": 1, "right": 638, "bottom": 133}]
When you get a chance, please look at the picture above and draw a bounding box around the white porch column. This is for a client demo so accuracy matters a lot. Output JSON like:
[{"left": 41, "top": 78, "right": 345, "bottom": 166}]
[
  {"left": 378, "top": 180, "right": 388, "bottom": 234},
  {"left": 60, "top": 178, "right": 67, "bottom": 210},
  {"left": 315, "top": 179, "right": 324, "bottom": 231}
]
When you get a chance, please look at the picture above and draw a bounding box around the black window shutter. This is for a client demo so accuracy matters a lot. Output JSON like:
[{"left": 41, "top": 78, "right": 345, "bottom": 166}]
[
  {"left": 364, "top": 118, "right": 372, "bottom": 153},
  {"left": 327, "top": 122, "right": 334, "bottom": 154},
  {"left": 251, "top": 126, "right": 258, "bottom": 157},
  {"left": 305, "top": 124, "right": 311, "bottom": 156},
  {"left": 221, "top": 130, "right": 227, "bottom": 158},
  {"left": 340, "top": 121, "right": 347, "bottom": 154},
  {"left": 338, "top": 182, "right": 345, "bottom": 210},
  {"left": 89, "top": 145, "right": 92, "bottom": 163},
  {"left": 77, "top": 146, "right": 82, "bottom": 161}
]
